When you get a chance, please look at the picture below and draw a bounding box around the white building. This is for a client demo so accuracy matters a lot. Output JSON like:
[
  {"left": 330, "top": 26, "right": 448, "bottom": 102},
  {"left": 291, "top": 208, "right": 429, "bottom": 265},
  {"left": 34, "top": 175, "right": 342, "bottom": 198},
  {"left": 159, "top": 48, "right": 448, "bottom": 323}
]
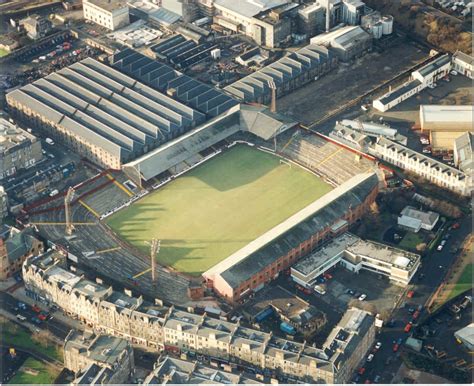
[
  {"left": 452, "top": 51, "right": 473, "bottom": 79},
  {"left": 373, "top": 54, "right": 451, "bottom": 112},
  {"left": 213, "top": 0, "right": 295, "bottom": 48},
  {"left": 420, "top": 105, "right": 474, "bottom": 150},
  {"left": 83, "top": 0, "right": 130, "bottom": 31},
  {"left": 398, "top": 206, "right": 439, "bottom": 233},
  {"left": 454, "top": 132, "right": 474, "bottom": 173},
  {"left": 369, "top": 137, "right": 472, "bottom": 196},
  {"left": 455, "top": 323, "right": 474, "bottom": 351},
  {"left": 291, "top": 233, "right": 421, "bottom": 287}
]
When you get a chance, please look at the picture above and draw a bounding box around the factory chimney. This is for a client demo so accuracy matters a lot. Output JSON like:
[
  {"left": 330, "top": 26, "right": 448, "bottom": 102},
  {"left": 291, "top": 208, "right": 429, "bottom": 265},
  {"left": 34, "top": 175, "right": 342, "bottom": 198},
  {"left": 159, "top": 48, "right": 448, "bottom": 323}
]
[{"left": 326, "top": 0, "right": 331, "bottom": 32}]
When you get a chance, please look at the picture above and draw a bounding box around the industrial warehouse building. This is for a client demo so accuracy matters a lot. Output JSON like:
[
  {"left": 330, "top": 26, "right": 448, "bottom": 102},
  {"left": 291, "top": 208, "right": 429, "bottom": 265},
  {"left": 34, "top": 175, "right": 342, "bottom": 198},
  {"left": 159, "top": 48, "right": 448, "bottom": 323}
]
[
  {"left": 224, "top": 44, "right": 336, "bottom": 104},
  {"left": 373, "top": 54, "right": 452, "bottom": 112},
  {"left": 309, "top": 25, "right": 372, "bottom": 62},
  {"left": 203, "top": 173, "right": 379, "bottom": 304},
  {"left": 420, "top": 105, "right": 474, "bottom": 150},
  {"left": 214, "top": 0, "right": 297, "bottom": 48},
  {"left": 291, "top": 233, "right": 421, "bottom": 288},
  {"left": 6, "top": 53, "right": 239, "bottom": 170}
]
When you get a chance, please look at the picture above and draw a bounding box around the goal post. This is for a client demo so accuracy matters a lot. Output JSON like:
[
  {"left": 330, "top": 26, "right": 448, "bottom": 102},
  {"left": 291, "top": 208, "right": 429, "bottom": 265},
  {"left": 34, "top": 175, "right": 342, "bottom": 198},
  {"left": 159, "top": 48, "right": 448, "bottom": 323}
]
[{"left": 279, "top": 159, "right": 292, "bottom": 168}]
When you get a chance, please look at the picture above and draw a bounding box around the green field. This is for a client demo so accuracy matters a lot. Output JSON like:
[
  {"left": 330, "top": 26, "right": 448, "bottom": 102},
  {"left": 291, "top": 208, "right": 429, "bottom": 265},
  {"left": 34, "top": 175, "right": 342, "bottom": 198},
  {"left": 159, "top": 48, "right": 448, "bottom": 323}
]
[
  {"left": 9, "top": 358, "right": 59, "bottom": 384},
  {"left": 0, "top": 48, "right": 9, "bottom": 58},
  {"left": 107, "top": 145, "right": 332, "bottom": 275},
  {"left": 0, "top": 318, "right": 62, "bottom": 361}
]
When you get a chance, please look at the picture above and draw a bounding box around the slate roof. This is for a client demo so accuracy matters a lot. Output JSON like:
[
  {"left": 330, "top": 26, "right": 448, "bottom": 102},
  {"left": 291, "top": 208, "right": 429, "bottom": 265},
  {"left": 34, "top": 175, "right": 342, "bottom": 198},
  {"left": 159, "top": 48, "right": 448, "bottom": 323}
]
[
  {"left": 218, "top": 173, "right": 378, "bottom": 288},
  {"left": 224, "top": 44, "right": 333, "bottom": 102},
  {"left": 110, "top": 48, "right": 239, "bottom": 117},
  {"left": 7, "top": 58, "right": 203, "bottom": 163}
]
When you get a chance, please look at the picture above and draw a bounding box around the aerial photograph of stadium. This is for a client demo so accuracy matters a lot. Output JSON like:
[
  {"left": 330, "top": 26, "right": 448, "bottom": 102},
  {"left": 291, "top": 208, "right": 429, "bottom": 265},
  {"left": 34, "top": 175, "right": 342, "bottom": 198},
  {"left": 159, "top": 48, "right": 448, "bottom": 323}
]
[
  {"left": 106, "top": 145, "right": 332, "bottom": 275},
  {"left": 0, "top": 0, "right": 472, "bottom": 385}
]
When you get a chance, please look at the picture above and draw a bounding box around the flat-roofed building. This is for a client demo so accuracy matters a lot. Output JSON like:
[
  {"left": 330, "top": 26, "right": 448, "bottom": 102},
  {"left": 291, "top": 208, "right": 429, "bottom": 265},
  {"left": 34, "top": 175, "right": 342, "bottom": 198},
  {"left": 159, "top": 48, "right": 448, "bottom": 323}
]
[
  {"left": 214, "top": 0, "right": 294, "bottom": 48},
  {"left": 0, "top": 118, "right": 43, "bottom": 180},
  {"left": 291, "top": 233, "right": 421, "bottom": 288},
  {"left": 420, "top": 105, "right": 474, "bottom": 150},
  {"left": 64, "top": 331, "right": 134, "bottom": 385},
  {"left": 369, "top": 137, "right": 472, "bottom": 196},
  {"left": 83, "top": 0, "right": 130, "bottom": 31},
  {"left": 452, "top": 51, "right": 473, "bottom": 79}
]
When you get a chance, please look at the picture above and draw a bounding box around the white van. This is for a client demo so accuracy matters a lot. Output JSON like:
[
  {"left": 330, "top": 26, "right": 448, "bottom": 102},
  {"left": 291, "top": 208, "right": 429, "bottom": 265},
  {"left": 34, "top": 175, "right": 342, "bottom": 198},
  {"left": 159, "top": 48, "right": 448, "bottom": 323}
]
[
  {"left": 16, "top": 314, "right": 26, "bottom": 321},
  {"left": 49, "top": 189, "right": 59, "bottom": 197},
  {"left": 45, "top": 138, "right": 55, "bottom": 145}
]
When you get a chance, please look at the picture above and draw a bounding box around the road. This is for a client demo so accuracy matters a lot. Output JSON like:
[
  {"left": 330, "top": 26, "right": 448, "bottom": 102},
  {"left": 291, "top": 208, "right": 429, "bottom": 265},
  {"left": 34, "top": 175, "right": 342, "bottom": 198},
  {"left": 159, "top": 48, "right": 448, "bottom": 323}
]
[
  {"left": 0, "top": 290, "right": 73, "bottom": 341},
  {"left": 355, "top": 213, "right": 472, "bottom": 383}
]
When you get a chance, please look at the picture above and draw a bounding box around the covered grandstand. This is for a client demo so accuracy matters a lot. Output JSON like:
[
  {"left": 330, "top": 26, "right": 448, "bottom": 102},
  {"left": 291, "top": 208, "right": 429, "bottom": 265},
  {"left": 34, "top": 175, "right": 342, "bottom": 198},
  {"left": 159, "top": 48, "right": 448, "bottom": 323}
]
[
  {"left": 122, "top": 105, "right": 241, "bottom": 184},
  {"left": 6, "top": 58, "right": 208, "bottom": 169},
  {"left": 110, "top": 48, "right": 239, "bottom": 117},
  {"left": 203, "top": 172, "right": 379, "bottom": 303},
  {"left": 224, "top": 44, "right": 336, "bottom": 104}
]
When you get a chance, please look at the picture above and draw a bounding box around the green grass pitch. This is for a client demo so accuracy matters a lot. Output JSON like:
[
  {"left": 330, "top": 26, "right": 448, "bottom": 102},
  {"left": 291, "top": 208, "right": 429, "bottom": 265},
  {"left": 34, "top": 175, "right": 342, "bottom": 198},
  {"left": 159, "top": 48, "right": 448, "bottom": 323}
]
[{"left": 106, "top": 145, "right": 332, "bottom": 276}]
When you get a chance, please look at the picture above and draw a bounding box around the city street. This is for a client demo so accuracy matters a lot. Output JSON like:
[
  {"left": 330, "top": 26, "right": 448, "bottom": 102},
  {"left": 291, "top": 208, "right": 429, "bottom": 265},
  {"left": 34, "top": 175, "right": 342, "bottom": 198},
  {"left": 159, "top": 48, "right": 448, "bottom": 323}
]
[{"left": 355, "top": 213, "right": 472, "bottom": 383}]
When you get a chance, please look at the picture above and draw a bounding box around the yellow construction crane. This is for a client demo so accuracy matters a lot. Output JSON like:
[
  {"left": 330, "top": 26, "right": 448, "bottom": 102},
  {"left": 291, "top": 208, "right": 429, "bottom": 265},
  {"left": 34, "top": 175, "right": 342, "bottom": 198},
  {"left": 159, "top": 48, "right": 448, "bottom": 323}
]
[{"left": 65, "top": 187, "right": 75, "bottom": 236}]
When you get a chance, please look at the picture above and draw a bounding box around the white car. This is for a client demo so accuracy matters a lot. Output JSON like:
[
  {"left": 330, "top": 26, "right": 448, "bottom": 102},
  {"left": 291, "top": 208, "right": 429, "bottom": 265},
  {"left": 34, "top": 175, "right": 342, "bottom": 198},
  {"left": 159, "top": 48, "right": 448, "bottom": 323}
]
[
  {"left": 437, "top": 244, "right": 444, "bottom": 251},
  {"left": 367, "top": 354, "right": 374, "bottom": 362},
  {"left": 358, "top": 294, "right": 367, "bottom": 301},
  {"left": 375, "top": 341, "right": 382, "bottom": 350},
  {"left": 314, "top": 285, "right": 326, "bottom": 295},
  {"left": 450, "top": 70, "right": 458, "bottom": 75}
]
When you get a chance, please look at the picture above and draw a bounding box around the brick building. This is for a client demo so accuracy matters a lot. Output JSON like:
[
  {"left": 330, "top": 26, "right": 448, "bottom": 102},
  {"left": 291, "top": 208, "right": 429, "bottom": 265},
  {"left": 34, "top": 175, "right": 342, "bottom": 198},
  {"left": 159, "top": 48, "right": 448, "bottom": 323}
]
[{"left": 203, "top": 173, "right": 379, "bottom": 304}]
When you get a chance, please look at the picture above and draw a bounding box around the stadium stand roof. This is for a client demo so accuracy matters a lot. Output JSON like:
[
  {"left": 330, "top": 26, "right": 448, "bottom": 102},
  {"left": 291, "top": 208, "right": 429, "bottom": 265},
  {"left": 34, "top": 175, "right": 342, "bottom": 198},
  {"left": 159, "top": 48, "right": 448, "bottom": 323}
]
[
  {"left": 204, "top": 173, "right": 379, "bottom": 288},
  {"left": 7, "top": 58, "right": 207, "bottom": 163},
  {"left": 224, "top": 44, "right": 333, "bottom": 103},
  {"left": 240, "top": 105, "right": 298, "bottom": 140},
  {"left": 123, "top": 106, "right": 241, "bottom": 182},
  {"left": 110, "top": 48, "right": 239, "bottom": 117}
]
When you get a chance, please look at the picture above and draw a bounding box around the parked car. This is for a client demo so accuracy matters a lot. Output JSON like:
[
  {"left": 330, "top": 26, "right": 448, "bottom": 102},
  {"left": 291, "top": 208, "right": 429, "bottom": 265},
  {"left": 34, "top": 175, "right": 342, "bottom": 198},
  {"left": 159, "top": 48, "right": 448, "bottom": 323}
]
[
  {"left": 32, "top": 304, "right": 41, "bottom": 313},
  {"left": 358, "top": 294, "right": 367, "bottom": 301},
  {"left": 451, "top": 222, "right": 460, "bottom": 230},
  {"left": 367, "top": 354, "right": 374, "bottom": 362},
  {"left": 323, "top": 272, "right": 333, "bottom": 280},
  {"left": 404, "top": 322, "right": 413, "bottom": 333},
  {"left": 16, "top": 314, "right": 26, "bottom": 321},
  {"left": 392, "top": 343, "right": 400, "bottom": 352},
  {"left": 437, "top": 244, "right": 444, "bottom": 251},
  {"left": 17, "top": 302, "right": 26, "bottom": 310},
  {"left": 374, "top": 375, "right": 381, "bottom": 383},
  {"left": 346, "top": 289, "right": 355, "bottom": 296},
  {"left": 314, "top": 285, "right": 326, "bottom": 295},
  {"left": 375, "top": 341, "right": 382, "bottom": 350},
  {"left": 31, "top": 316, "right": 41, "bottom": 325},
  {"left": 358, "top": 367, "right": 366, "bottom": 375},
  {"left": 407, "top": 290, "right": 415, "bottom": 298}
]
